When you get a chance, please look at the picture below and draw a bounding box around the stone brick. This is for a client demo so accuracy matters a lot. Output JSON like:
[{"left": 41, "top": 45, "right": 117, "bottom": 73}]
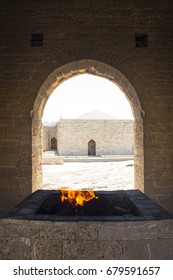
[
  {"left": 4, "top": 224, "right": 19, "bottom": 237},
  {"left": 123, "top": 240, "right": 149, "bottom": 259},
  {"left": 0, "top": 0, "right": 172, "bottom": 216},
  {"left": 0, "top": 225, "right": 4, "bottom": 237},
  {"left": 53, "top": 222, "right": 79, "bottom": 240},
  {"left": 44, "top": 119, "right": 133, "bottom": 156},
  {"left": 17, "top": 224, "right": 40, "bottom": 239},
  {"left": 0, "top": 218, "right": 173, "bottom": 259},
  {"left": 0, "top": 237, "right": 20, "bottom": 260},
  {"left": 18, "top": 177, "right": 32, "bottom": 195},
  {"left": 63, "top": 240, "right": 123, "bottom": 260},
  {"left": 16, "top": 237, "right": 32, "bottom": 259},
  {"left": 78, "top": 222, "right": 98, "bottom": 240},
  {"left": 31, "top": 238, "right": 63, "bottom": 260},
  {"left": 98, "top": 221, "right": 173, "bottom": 240},
  {"left": 148, "top": 239, "right": 173, "bottom": 260},
  {"left": 156, "top": 196, "right": 173, "bottom": 213}
]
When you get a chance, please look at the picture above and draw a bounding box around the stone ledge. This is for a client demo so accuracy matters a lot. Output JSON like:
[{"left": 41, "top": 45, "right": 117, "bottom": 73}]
[
  {"left": 0, "top": 220, "right": 173, "bottom": 259},
  {"left": 43, "top": 156, "right": 63, "bottom": 165}
]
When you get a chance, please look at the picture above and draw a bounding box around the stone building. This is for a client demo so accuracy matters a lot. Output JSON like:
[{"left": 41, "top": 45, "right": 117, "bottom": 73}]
[
  {"left": 1, "top": 0, "right": 173, "bottom": 215},
  {"left": 0, "top": 0, "right": 173, "bottom": 260},
  {"left": 43, "top": 123, "right": 57, "bottom": 152},
  {"left": 43, "top": 111, "right": 134, "bottom": 156}
]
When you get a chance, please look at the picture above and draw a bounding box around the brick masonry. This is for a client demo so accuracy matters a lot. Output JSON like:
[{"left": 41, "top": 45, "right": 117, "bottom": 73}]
[
  {"left": 43, "top": 125, "right": 57, "bottom": 152},
  {"left": 0, "top": 218, "right": 173, "bottom": 259},
  {"left": 43, "top": 119, "right": 134, "bottom": 156},
  {"left": 0, "top": 0, "right": 173, "bottom": 216}
]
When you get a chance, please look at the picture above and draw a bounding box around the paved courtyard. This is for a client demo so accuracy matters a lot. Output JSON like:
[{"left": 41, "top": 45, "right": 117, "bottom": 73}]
[{"left": 42, "top": 160, "right": 134, "bottom": 191}]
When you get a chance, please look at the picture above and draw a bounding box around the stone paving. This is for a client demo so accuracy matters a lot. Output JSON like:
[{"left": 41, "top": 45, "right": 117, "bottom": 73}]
[{"left": 42, "top": 159, "right": 134, "bottom": 191}]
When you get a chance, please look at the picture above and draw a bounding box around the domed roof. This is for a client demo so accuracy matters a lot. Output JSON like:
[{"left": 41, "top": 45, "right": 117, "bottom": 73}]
[{"left": 77, "top": 110, "right": 115, "bottom": 120}]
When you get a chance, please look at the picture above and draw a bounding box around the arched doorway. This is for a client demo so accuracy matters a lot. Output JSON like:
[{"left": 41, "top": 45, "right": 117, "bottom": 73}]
[
  {"left": 88, "top": 140, "right": 96, "bottom": 156},
  {"left": 51, "top": 138, "right": 57, "bottom": 150},
  {"left": 32, "top": 59, "right": 144, "bottom": 192}
]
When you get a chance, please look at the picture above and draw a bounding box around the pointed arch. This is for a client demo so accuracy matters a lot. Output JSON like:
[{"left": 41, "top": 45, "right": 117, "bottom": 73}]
[
  {"left": 88, "top": 140, "right": 96, "bottom": 156},
  {"left": 32, "top": 59, "right": 144, "bottom": 192},
  {"left": 51, "top": 137, "right": 57, "bottom": 150}
]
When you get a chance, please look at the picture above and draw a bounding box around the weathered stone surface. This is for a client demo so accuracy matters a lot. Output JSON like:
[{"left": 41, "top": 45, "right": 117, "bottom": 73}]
[
  {"left": 31, "top": 239, "right": 63, "bottom": 260},
  {"left": 52, "top": 222, "right": 97, "bottom": 241},
  {"left": 17, "top": 224, "right": 40, "bottom": 239},
  {"left": 63, "top": 240, "right": 123, "bottom": 260},
  {"left": 0, "top": 237, "right": 20, "bottom": 260},
  {"left": 0, "top": 0, "right": 173, "bottom": 216},
  {"left": 55, "top": 222, "right": 79, "bottom": 239},
  {"left": 43, "top": 155, "right": 64, "bottom": 165},
  {"left": 43, "top": 119, "right": 134, "bottom": 156},
  {"left": 0, "top": 225, "right": 4, "bottom": 237},
  {"left": 123, "top": 240, "right": 149, "bottom": 259},
  {"left": 15, "top": 237, "right": 33, "bottom": 260},
  {"left": 98, "top": 220, "right": 173, "bottom": 240},
  {"left": 0, "top": 218, "right": 173, "bottom": 259},
  {"left": 4, "top": 224, "right": 19, "bottom": 237},
  {"left": 148, "top": 239, "right": 173, "bottom": 260},
  {"left": 78, "top": 222, "right": 98, "bottom": 240}
]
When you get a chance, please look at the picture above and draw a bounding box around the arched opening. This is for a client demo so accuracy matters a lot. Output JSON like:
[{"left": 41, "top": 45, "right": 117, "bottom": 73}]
[
  {"left": 51, "top": 138, "right": 57, "bottom": 150},
  {"left": 88, "top": 140, "right": 96, "bottom": 156},
  {"left": 32, "top": 59, "right": 144, "bottom": 193}
]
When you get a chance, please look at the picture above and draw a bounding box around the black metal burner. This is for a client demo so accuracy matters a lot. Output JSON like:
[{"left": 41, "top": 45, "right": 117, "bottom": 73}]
[{"left": 7, "top": 190, "right": 172, "bottom": 222}]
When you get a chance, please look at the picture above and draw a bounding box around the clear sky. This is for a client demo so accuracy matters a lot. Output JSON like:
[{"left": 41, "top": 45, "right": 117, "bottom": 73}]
[{"left": 42, "top": 74, "right": 133, "bottom": 122}]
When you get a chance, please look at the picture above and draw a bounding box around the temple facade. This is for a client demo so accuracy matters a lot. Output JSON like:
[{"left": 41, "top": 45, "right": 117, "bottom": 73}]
[{"left": 43, "top": 111, "right": 134, "bottom": 156}]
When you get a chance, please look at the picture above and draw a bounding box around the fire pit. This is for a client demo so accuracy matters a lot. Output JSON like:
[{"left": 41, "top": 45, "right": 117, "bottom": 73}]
[
  {"left": 36, "top": 189, "right": 140, "bottom": 217},
  {"left": 7, "top": 189, "right": 172, "bottom": 221}
]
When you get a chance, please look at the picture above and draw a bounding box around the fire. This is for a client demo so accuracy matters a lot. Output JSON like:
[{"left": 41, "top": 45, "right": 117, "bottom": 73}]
[{"left": 60, "top": 189, "right": 98, "bottom": 207}]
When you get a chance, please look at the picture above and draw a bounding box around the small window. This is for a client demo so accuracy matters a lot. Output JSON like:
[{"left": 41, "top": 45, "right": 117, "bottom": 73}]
[
  {"left": 135, "top": 33, "right": 148, "bottom": 48},
  {"left": 31, "top": 33, "right": 43, "bottom": 47}
]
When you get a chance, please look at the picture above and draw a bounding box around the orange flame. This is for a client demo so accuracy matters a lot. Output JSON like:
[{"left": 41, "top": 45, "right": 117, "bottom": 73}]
[{"left": 60, "top": 189, "right": 98, "bottom": 206}]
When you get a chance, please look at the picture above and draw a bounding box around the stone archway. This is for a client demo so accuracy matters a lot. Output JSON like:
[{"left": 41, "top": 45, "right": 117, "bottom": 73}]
[
  {"left": 88, "top": 140, "right": 96, "bottom": 156},
  {"left": 32, "top": 59, "right": 144, "bottom": 193}
]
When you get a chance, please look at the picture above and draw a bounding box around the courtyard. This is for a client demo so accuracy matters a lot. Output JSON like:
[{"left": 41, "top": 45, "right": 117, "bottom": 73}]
[{"left": 42, "top": 159, "right": 134, "bottom": 191}]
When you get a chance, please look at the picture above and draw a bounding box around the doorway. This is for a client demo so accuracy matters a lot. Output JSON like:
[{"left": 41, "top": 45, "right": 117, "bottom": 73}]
[
  {"left": 51, "top": 138, "right": 57, "bottom": 150},
  {"left": 88, "top": 140, "right": 96, "bottom": 156}
]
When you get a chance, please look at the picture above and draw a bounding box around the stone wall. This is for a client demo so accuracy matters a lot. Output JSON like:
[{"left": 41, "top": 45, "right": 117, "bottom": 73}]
[
  {"left": 57, "top": 119, "right": 133, "bottom": 156},
  {"left": 43, "top": 125, "right": 57, "bottom": 151},
  {"left": 0, "top": 218, "right": 173, "bottom": 259},
  {"left": 0, "top": 0, "right": 173, "bottom": 215}
]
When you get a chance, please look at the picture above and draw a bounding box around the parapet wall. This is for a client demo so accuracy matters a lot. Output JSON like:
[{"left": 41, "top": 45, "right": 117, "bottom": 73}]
[{"left": 0, "top": 219, "right": 172, "bottom": 259}]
